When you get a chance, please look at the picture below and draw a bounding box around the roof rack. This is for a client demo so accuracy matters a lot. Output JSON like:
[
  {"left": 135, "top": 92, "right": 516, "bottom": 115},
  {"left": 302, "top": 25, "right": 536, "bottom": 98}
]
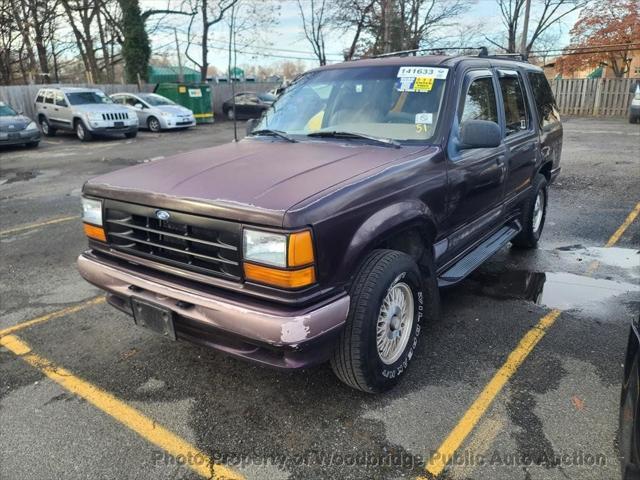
[{"left": 363, "top": 46, "right": 484, "bottom": 59}]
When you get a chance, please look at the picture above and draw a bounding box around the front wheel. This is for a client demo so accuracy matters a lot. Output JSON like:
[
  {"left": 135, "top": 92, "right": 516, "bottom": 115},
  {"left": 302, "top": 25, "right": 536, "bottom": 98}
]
[
  {"left": 147, "top": 116, "right": 161, "bottom": 132},
  {"left": 75, "top": 120, "right": 92, "bottom": 142},
  {"left": 40, "top": 117, "right": 56, "bottom": 137},
  {"left": 330, "top": 250, "right": 427, "bottom": 393},
  {"left": 512, "top": 173, "right": 548, "bottom": 248}
]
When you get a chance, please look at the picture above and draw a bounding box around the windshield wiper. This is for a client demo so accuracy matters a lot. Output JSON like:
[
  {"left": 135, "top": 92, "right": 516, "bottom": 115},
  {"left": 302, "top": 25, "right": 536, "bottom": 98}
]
[
  {"left": 307, "top": 131, "right": 401, "bottom": 148},
  {"left": 250, "top": 129, "right": 297, "bottom": 143}
]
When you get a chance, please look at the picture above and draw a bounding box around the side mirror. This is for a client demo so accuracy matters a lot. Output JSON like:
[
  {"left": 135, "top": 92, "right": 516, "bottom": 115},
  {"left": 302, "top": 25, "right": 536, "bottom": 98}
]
[
  {"left": 246, "top": 118, "right": 258, "bottom": 135},
  {"left": 134, "top": 103, "right": 144, "bottom": 110},
  {"left": 459, "top": 120, "right": 502, "bottom": 149}
]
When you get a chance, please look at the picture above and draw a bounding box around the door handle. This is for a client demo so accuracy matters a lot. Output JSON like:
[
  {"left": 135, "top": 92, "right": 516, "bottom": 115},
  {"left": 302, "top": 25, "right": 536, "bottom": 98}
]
[{"left": 496, "top": 156, "right": 507, "bottom": 182}]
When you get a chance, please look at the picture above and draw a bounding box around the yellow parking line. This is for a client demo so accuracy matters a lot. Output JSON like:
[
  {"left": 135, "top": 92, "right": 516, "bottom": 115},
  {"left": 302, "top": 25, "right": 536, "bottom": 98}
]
[
  {"left": 422, "top": 309, "right": 561, "bottom": 478},
  {"left": 0, "top": 215, "right": 78, "bottom": 236},
  {"left": 606, "top": 202, "right": 640, "bottom": 247},
  {"left": 421, "top": 200, "right": 640, "bottom": 478},
  {"left": 0, "top": 334, "right": 243, "bottom": 480},
  {"left": 0, "top": 296, "right": 105, "bottom": 337}
]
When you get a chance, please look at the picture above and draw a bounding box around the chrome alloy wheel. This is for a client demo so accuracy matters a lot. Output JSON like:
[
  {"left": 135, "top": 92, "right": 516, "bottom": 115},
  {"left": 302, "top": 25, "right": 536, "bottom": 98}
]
[
  {"left": 532, "top": 190, "right": 545, "bottom": 233},
  {"left": 376, "top": 281, "right": 415, "bottom": 365}
]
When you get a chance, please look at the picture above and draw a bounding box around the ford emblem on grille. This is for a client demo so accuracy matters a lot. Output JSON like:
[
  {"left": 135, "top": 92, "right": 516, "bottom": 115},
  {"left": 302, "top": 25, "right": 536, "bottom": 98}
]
[{"left": 155, "top": 210, "right": 171, "bottom": 220}]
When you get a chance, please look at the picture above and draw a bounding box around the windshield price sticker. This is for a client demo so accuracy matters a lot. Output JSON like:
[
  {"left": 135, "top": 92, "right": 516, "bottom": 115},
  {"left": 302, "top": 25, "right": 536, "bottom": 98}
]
[
  {"left": 397, "top": 67, "right": 448, "bottom": 79},
  {"left": 415, "top": 113, "right": 433, "bottom": 124},
  {"left": 396, "top": 76, "right": 435, "bottom": 92}
]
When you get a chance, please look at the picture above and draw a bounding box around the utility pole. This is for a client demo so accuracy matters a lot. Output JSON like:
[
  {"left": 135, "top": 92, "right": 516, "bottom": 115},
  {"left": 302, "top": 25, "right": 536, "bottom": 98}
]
[
  {"left": 228, "top": 3, "right": 238, "bottom": 141},
  {"left": 174, "top": 28, "right": 184, "bottom": 82},
  {"left": 520, "top": 0, "right": 532, "bottom": 58}
]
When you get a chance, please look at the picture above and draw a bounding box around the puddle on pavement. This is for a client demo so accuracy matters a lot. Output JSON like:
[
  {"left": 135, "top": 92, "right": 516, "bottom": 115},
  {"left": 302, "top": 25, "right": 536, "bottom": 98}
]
[
  {"left": 0, "top": 169, "right": 40, "bottom": 184},
  {"left": 466, "top": 269, "right": 639, "bottom": 313},
  {"left": 555, "top": 245, "right": 640, "bottom": 277}
]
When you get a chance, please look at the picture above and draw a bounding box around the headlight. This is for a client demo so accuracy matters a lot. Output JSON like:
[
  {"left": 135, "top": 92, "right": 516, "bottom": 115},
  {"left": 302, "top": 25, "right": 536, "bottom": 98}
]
[
  {"left": 243, "top": 229, "right": 316, "bottom": 288},
  {"left": 128, "top": 111, "right": 137, "bottom": 119},
  {"left": 86, "top": 112, "right": 102, "bottom": 121},
  {"left": 25, "top": 121, "right": 38, "bottom": 131},
  {"left": 160, "top": 111, "right": 171, "bottom": 117},
  {"left": 81, "top": 197, "right": 103, "bottom": 226},
  {"left": 243, "top": 229, "right": 287, "bottom": 267}
]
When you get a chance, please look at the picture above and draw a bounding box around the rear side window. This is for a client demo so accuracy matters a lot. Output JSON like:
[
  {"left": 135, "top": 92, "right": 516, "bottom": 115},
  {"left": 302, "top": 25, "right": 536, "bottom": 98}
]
[
  {"left": 528, "top": 72, "right": 560, "bottom": 129},
  {"left": 36, "top": 91, "right": 45, "bottom": 103},
  {"left": 55, "top": 92, "right": 67, "bottom": 107},
  {"left": 460, "top": 77, "right": 498, "bottom": 123},
  {"left": 498, "top": 73, "right": 529, "bottom": 136},
  {"left": 44, "top": 91, "right": 54, "bottom": 104}
]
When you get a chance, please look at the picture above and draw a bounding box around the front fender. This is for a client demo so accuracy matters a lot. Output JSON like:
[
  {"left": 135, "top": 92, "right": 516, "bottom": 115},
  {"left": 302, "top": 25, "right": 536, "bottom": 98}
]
[{"left": 336, "top": 200, "right": 437, "bottom": 285}]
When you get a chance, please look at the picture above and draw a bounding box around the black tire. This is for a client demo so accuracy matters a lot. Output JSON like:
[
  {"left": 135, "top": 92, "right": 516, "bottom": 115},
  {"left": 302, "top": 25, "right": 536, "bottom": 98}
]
[
  {"left": 226, "top": 108, "right": 235, "bottom": 120},
  {"left": 512, "top": 173, "right": 548, "bottom": 248},
  {"left": 125, "top": 131, "right": 137, "bottom": 139},
  {"left": 75, "top": 119, "right": 92, "bottom": 142},
  {"left": 147, "top": 116, "right": 161, "bottom": 132},
  {"left": 39, "top": 116, "right": 56, "bottom": 137},
  {"left": 330, "top": 249, "right": 431, "bottom": 393},
  {"left": 630, "top": 115, "right": 639, "bottom": 124}
]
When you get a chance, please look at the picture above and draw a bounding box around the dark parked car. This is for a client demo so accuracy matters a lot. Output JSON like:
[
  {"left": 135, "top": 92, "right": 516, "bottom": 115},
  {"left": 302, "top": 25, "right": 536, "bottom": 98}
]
[
  {"left": 222, "top": 92, "right": 276, "bottom": 120},
  {"left": 0, "top": 102, "right": 40, "bottom": 148},
  {"left": 620, "top": 317, "right": 640, "bottom": 479},
  {"left": 77, "top": 53, "right": 562, "bottom": 392}
]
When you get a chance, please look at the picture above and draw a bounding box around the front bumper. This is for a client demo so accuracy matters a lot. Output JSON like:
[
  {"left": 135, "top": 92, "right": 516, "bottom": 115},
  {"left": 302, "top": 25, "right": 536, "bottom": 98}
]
[
  {"left": 77, "top": 251, "right": 349, "bottom": 368},
  {"left": 0, "top": 130, "right": 40, "bottom": 145},
  {"left": 160, "top": 117, "right": 196, "bottom": 129},
  {"left": 87, "top": 125, "right": 138, "bottom": 135}
]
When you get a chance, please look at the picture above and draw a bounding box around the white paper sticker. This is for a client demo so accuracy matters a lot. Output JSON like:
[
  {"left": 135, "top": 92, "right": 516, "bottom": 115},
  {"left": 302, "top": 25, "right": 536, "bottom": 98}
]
[
  {"left": 188, "top": 88, "right": 202, "bottom": 98},
  {"left": 355, "top": 84, "right": 363, "bottom": 93},
  {"left": 415, "top": 113, "right": 433, "bottom": 124},
  {"left": 397, "top": 67, "right": 448, "bottom": 80}
]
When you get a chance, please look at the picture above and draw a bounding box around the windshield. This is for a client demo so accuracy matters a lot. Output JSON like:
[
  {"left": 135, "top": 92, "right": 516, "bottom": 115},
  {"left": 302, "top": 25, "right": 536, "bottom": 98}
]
[
  {"left": 256, "top": 65, "right": 448, "bottom": 142},
  {"left": 66, "top": 91, "right": 113, "bottom": 105},
  {"left": 258, "top": 93, "right": 276, "bottom": 102},
  {"left": 0, "top": 104, "right": 17, "bottom": 116},
  {"left": 139, "top": 93, "right": 175, "bottom": 106}
]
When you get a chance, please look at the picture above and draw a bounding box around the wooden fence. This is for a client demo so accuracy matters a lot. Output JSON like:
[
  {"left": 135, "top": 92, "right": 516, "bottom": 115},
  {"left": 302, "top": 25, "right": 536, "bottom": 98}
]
[
  {"left": 551, "top": 77, "right": 639, "bottom": 116},
  {"left": 0, "top": 81, "right": 280, "bottom": 121}
]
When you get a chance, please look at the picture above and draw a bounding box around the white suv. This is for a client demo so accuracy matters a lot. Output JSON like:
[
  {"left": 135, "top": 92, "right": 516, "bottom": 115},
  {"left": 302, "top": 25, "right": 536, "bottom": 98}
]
[{"left": 35, "top": 87, "right": 138, "bottom": 141}]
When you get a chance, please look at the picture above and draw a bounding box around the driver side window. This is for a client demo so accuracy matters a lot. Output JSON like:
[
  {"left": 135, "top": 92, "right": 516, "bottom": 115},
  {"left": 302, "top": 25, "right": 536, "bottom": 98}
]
[{"left": 459, "top": 77, "right": 498, "bottom": 123}]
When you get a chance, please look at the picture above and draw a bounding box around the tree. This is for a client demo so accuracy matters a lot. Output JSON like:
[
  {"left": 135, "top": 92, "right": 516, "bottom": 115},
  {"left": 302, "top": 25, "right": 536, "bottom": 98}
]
[
  {"left": 119, "top": 0, "right": 150, "bottom": 82},
  {"left": 557, "top": 0, "right": 639, "bottom": 78},
  {"left": 185, "top": 0, "right": 238, "bottom": 81},
  {"left": 488, "top": 0, "right": 589, "bottom": 55},
  {"left": 297, "top": 0, "right": 329, "bottom": 65}
]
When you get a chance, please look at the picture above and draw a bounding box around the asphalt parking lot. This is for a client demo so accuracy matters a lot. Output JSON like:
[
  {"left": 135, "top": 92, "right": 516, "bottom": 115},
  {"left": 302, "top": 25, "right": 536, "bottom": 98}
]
[{"left": 1, "top": 118, "right": 639, "bottom": 480}]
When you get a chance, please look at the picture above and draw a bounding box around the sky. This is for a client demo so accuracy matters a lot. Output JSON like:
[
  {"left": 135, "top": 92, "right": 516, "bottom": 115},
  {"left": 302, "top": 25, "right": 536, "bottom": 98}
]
[{"left": 140, "top": 0, "right": 581, "bottom": 73}]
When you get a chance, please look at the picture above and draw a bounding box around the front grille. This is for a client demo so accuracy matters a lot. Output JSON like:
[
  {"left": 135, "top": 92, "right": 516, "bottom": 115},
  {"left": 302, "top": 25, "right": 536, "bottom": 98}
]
[
  {"left": 104, "top": 200, "right": 242, "bottom": 281},
  {"left": 101, "top": 112, "right": 128, "bottom": 121},
  {"left": 0, "top": 124, "right": 25, "bottom": 132}
]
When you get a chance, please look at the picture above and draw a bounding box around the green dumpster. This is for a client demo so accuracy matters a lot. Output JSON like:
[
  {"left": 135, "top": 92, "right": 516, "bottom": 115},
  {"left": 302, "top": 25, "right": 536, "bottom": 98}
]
[{"left": 153, "top": 83, "right": 214, "bottom": 124}]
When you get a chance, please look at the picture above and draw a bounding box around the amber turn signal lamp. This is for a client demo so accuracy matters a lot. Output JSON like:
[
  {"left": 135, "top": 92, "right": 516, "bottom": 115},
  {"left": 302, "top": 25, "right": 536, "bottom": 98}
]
[
  {"left": 244, "top": 263, "right": 316, "bottom": 289},
  {"left": 288, "top": 230, "right": 314, "bottom": 267},
  {"left": 83, "top": 223, "right": 107, "bottom": 242}
]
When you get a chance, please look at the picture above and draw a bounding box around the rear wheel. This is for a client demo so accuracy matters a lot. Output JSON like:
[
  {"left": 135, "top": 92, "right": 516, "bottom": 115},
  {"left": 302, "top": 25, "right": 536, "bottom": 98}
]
[
  {"left": 226, "top": 108, "right": 235, "bottom": 120},
  {"left": 330, "top": 249, "right": 429, "bottom": 393},
  {"left": 75, "top": 120, "right": 92, "bottom": 142},
  {"left": 147, "top": 116, "right": 161, "bottom": 132},
  {"left": 512, "top": 173, "right": 548, "bottom": 248},
  {"left": 39, "top": 116, "right": 56, "bottom": 137}
]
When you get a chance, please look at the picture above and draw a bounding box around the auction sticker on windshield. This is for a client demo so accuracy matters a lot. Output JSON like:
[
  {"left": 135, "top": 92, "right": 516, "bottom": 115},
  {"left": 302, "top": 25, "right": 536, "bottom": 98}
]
[{"left": 396, "top": 66, "right": 448, "bottom": 92}]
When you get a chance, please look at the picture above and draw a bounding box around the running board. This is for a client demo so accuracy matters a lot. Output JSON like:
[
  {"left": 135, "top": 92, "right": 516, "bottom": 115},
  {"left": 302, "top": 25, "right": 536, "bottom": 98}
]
[{"left": 437, "top": 222, "right": 521, "bottom": 287}]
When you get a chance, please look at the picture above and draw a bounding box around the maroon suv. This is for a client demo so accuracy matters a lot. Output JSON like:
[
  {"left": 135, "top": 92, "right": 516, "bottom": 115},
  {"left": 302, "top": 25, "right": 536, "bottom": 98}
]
[{"left": 78, "top": 54, "right": 562, "bottom": 392}]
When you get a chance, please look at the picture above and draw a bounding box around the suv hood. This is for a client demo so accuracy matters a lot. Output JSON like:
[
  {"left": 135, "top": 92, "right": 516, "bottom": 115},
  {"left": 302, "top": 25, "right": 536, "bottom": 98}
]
[
  {"left": 83, "top": 138, "right": 431, "bottom": 226},
  {"left": 72, "top": 104, "right": 129, "bottom": 113}
]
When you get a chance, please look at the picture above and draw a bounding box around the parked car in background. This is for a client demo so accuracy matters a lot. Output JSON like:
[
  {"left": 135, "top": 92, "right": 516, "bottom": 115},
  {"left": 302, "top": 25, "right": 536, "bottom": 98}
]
[
  {"left": 620, "top": 316, "right": 640, "bottom": 479},
  {"left": 222, "top": 92, "right": 276, "bottom": 120},
  {"left": 111, "top": 93, "right": 196, "bottom": 132},
  {"left": 629, "top": 81, "right": 640, "bottom": 124},
  {"left": 0, "top": 101, "right": 40, "bottom": 148},
  {"left": 35, "top": 87, "right": 138, "bottom": 142},
  {"left": 78, "top": 54, "right": 562, "bottom": 393}
]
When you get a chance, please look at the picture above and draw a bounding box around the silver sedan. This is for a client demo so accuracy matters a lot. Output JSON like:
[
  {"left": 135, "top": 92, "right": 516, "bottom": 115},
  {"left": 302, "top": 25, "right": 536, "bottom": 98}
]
[{"left": 111, "top": 93, "right": 196, "bottom": 132}]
